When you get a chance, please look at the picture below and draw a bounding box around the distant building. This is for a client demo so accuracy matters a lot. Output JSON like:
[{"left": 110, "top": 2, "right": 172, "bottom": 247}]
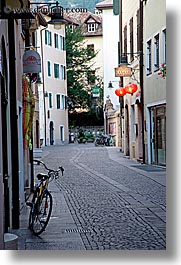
[
  {"left": 64, "top": 10, "right": 104, "bottom": 115},
  {"left": 96, "top": 0, "right": 120, "bottom": 110},
  {"left": 36, "top": 17, "right": 69, "bottom": 146},
  {"left": 96, "top": 0, "right": 120, "bottom": 146}
]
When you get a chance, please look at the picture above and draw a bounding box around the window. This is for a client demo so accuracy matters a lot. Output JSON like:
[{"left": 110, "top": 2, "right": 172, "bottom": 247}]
[
  {"left": 154, "top": 34, "right": 159, "bottom": 71},
  {"left": 131, "top": 105, "right": 136, "bottom": 142},
  {"left": 59, "top": 36, "right": 65, "bottom": 50},
  {"left": 69, "top": 24, "right": 76, "bottom": 32},
  {"left": 146, "top": 39, "right": 152, "bottom": 75},
  {"left": 137, "top": 8, "right": 140, "bottom": 52},
  {"left": 61, "top": 95, "right": 65, "bottom": 110},
  {"left": 60, "top": 126, "right": 64, "bottom": 141},
  {"left": 162, "top": 29, "right": 166, "bottom": 64},
  {"left": 60, "top": 65, "right": 66, "bottom": 80},
  {"left": 87, "top": 23, "right": 96, "bottom": 32},
  {"left": 87, "top": 44, "right": 94, "bottom": 54},
  {"left": 63, "top": 66, "right": 66, "bottom": 79},
  {"left": 87, "top": 70, "right": 96, "bottom": 85},
  {"left": 63, "top": 37, "right": 66, "bottom": 50},
  {"left": 130, "top": 17, "right": 134, "bottom": 60},
  {"left": 45, "top": 30, "right": 52, "bottom": 46},
  {"left": 45, "top": 30, "right": 48, "bottom": 44},
  {"left": 60, "top": 65, "right": 64, "bottom": 80},
  {"left": 54, "top": 63, "right": 60, "bottom": 78},
  {"left": 48, "top": 93, "right": 53, "bottom": 108},
  {"left": 57, "top": 94, "right": 60, "bottom": 109},
  {"left": 124, "top": 25, "right": 127, "bottom": 55},
  {"left": 47, "top": 61, "right": 51, "bottom": 77},
  {"left": 54, "top": 33, "right": 59, "bottom": 48},
  {"left": 60, "top": 35, "right": 63, "bottom": 50},
  {"left": 56, "top": 94, "right": 65, "bottom": 109}
]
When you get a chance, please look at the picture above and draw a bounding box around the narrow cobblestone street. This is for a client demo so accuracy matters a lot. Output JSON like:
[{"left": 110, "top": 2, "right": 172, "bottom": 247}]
[{"left": 16, "top": 144, "right": 166, "bottom": 250}]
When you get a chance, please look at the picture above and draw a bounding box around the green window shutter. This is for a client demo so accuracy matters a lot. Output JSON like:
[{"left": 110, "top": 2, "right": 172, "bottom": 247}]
[
  {"left": 49, "top": 31, "right": 52, "bottom": 46},
  {"left": 113, "top": 0, "right": 120, "bottom": 15},
  {"left": 55, "top": 33, "right": 59, "bottom": 48},
  {"left": 47, "top": 61, "right": 51, "bottom": 76},
  {"left": 45, "top": 30, "right": 48, "bottom": 44},
  {"left": 54, "top": 64, "right": 60, "bottom": 78},
  {"left": 61, "top": 95, "right": 65, "bottom": 109},
  {"left": 63, "top": 37, "right": 66, "bottom": 50},
  {"left": 63, "top": 66, "right": 66, "bottom": 80},
  {"left": 49, "top": 93, "right": 52, "bottom": 108},
  {"left": 60, "top": 36, "right": 63, "bottom": 50},
  {"left": 57, "top": 94, "right": 60, "bottom": 109}
]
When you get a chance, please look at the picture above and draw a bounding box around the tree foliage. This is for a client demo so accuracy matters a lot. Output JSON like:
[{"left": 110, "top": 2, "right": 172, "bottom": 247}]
[{"left": 66, "top": 25, "right": 98, "bottom": 110}]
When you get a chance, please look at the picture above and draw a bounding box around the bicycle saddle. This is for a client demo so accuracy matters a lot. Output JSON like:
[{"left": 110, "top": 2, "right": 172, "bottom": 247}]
[{"left": 37, "top": 173, "right": 48, "bottom": 181}]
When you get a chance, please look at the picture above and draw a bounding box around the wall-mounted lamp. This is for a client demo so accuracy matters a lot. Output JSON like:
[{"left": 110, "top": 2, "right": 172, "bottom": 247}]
[
  {"left": 47, "top": 2, "right": 67, "bottom": 28},
  {"left": 30, "top": 1, "right": 67, "bottom": 28},
  {"left": 118, "top": 52, "right": 143, "bottom": 84},
  {"left": 108, "top": 81, "right": 114, "bottom": 89},
  {"left": 107, "top": 80, "right": 120, "bottom": 89}
]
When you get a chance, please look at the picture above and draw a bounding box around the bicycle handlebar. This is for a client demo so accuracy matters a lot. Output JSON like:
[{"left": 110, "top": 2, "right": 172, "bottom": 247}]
[{"left": 33, "top": 159, "right": 64, "bottom": 176}]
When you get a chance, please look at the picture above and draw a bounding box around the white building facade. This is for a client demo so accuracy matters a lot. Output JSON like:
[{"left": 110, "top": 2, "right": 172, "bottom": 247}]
[
  {"left": 144, "top": 0, "right": 166, "bottom": 165},
  {"left": 96, "top": 0, "right": 120, "bottom": 110},
  {"left": 37, "top": 22, "right": 69, "bottom": 146}
]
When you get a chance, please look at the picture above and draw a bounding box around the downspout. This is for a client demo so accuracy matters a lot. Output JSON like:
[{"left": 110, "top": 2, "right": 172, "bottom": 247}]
[
  {"left": 40, "top": 26, "right": 48, "bottom": 146},
  {"left": 139, "top": 0, "right": 145, "bottom": 163},
  {"left": 119, "top": 0, "right": 124, "bottom": 151}
]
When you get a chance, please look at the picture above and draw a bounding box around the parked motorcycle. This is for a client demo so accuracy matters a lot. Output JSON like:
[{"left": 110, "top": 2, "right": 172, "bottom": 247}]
[{"left": 95, "top": 134, "right": 110, "bottom": 146}]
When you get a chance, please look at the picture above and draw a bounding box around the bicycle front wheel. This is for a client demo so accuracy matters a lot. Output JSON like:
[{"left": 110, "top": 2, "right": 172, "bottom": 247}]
[{"left": 31, "top": 190, "right": 52, "bottom": 236}]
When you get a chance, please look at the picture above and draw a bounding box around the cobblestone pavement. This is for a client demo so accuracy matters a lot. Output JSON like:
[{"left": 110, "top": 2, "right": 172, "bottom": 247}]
[{"left": 17, "top": 144, "right": 166, "bottom": 250}]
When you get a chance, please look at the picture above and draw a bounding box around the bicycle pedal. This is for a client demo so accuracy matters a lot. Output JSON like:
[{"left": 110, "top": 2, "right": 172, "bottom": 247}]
[{"left": 26, "top": 201, "right": 33, "bottom": 208}]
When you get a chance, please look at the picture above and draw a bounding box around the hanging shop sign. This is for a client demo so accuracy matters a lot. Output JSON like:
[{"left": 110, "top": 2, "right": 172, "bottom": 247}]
[
  {"left": 92, "top": 86, "right": 100, "bottom": 98},
  {"left": 23, "top": 50, "right": 41, "bottom": 73},
  {"left": 115, "top": 65, "right": 131, "bottom": 77}
]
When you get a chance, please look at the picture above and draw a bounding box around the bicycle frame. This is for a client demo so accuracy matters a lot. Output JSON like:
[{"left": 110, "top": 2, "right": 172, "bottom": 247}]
[{"left": 38, "top": 178, "right": 49, "bottom": 203}]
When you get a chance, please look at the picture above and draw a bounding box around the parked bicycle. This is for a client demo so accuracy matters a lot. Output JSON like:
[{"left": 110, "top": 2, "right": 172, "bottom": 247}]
[{"left": 26, "top": 159, "right": 64, "bottom": 236}]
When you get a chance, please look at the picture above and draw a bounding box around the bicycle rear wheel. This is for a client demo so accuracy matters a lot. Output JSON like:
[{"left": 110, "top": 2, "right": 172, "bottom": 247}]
[{"left": 30, "top": 190, "right": 52, "bottom": 236}]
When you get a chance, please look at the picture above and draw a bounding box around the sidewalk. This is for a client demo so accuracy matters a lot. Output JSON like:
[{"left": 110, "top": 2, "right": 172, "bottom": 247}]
[
  {"left": 107, "top": 148, "right": 166, "bottom": 186},
  {"left": 15, "top": 179, "right": 86, "bottom": 250},
  {"left": 12, "top": 145, "right": 166, "bottom": 250}
]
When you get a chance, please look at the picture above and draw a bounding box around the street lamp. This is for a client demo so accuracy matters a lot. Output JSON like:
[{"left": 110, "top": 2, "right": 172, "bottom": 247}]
[
  {"left": 29, "top": 1, "right": 67, "bottom": 27},
  {"left": 47, "top": 2, "right": 67, "bottom": 28}
]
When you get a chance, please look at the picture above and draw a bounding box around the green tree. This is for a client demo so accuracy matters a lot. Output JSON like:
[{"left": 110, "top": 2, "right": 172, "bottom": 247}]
[{"left": 66, "top": 25, "right": 98, "bottom": 110}]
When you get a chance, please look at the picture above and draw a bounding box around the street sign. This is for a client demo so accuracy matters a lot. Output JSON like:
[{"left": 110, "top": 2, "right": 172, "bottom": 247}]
[
  {"left": 115, "top": 65, "right": 131, "bottom": 77},
  {"left": 92, "top": 86, "right": 100, "bottom": 98}
]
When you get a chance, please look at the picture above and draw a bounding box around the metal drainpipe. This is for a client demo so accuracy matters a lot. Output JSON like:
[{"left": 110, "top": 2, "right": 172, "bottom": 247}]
[
  {"left": 119, "top": 0, "right": 124, "bottom": 151},
  {"left": 139, "top": 0, "right": 145, "bottom": 164},
  {"left": 40, "top": 26, "right": 48, "bottom": 146}
]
